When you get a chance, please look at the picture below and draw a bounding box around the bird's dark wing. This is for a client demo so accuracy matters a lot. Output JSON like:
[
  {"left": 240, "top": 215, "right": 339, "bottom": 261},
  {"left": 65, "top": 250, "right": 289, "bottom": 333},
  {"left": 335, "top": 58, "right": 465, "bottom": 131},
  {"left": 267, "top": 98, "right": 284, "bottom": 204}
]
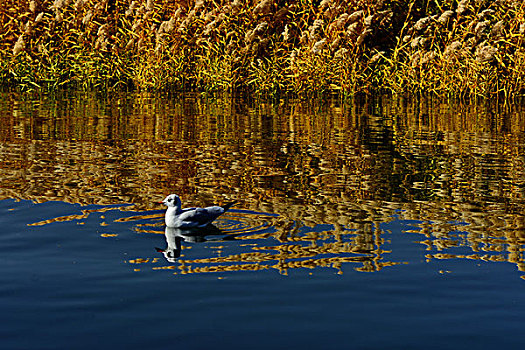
[{"left": 178, "top": 207, "right": 225, "bottom": 226}]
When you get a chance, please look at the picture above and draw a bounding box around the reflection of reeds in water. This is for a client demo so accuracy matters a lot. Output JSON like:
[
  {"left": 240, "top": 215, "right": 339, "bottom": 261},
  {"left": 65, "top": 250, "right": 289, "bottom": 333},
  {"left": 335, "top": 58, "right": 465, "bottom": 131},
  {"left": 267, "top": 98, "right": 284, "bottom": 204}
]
[
  {"left": 27, "top": 204, "right": 141, "bottom": 226},
  {"left": 2, "top": 93, "right": 525, "bottom": 275},
  {"left": 131, "top": 213, "right": 398, "bottom": 275},
  {"left": 410, "top": 208, "right": 525, "bottom": 276}
]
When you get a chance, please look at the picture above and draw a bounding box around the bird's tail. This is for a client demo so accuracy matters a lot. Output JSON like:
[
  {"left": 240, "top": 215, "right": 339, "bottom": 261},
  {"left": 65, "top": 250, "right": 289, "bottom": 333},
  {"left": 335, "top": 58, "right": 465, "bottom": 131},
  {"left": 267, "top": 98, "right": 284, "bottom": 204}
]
[{"left": 221, "top": 201, "right": 238, "bottom": 211}]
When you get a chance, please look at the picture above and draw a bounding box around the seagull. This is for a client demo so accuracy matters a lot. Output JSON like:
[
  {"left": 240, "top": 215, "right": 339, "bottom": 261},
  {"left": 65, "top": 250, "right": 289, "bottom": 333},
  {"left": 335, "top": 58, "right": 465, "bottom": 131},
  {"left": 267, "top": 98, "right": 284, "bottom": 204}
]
[{"left": 160, "top": 194, "right": 237, "bottom": 228}]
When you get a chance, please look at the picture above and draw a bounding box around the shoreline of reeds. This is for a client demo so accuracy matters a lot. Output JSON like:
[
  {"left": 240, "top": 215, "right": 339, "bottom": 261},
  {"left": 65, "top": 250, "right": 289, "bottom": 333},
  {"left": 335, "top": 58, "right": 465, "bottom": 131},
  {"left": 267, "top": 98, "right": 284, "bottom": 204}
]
[{"left": 1, "top": 0, "right": 524, "bottom": 98}]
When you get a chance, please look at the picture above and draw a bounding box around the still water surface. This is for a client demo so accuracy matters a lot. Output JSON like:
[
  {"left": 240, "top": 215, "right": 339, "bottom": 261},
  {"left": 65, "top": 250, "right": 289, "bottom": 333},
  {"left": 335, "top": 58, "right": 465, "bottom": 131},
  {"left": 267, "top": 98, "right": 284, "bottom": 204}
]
[{"left": 1, "top": 92, "right": 525, "bottom": 349}]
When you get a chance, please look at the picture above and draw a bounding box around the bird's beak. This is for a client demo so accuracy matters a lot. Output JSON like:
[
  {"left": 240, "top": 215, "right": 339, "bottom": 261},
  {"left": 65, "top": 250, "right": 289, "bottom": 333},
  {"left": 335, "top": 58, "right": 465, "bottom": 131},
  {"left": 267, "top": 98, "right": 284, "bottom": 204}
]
[
  {"left": 157, "top": 201, "right": 165, "bottom": 204},
  {"left": 155, "top": 247, "right": 165, "bottom": 252}
]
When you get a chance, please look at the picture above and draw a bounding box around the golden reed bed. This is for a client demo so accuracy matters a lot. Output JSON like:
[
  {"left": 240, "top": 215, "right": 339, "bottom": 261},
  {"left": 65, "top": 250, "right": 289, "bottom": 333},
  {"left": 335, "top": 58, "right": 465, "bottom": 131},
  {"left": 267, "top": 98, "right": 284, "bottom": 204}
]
[{"left": 1, "top": 0, "right": 524, "bottom": 97}]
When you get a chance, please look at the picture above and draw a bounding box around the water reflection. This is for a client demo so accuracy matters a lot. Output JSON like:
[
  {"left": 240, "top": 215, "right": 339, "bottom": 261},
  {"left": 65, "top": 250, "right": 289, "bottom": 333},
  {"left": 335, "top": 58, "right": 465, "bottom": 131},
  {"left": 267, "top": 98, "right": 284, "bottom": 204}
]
[
  {"left": 143, "top": 215, "right": 394, "bottom": 274},
  {"left": 1, "top": 92, "right": 525, "bottom": 277},
  {"left": 156, "top": 226, "right": 237, "bottom": 263}
]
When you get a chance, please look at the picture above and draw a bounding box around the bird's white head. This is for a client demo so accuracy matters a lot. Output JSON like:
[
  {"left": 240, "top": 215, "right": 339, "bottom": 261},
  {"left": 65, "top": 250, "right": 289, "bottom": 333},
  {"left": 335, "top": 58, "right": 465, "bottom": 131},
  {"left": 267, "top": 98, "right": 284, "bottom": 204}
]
[{"left": 161, "top": 194, "right": 182, "bottom": 208}]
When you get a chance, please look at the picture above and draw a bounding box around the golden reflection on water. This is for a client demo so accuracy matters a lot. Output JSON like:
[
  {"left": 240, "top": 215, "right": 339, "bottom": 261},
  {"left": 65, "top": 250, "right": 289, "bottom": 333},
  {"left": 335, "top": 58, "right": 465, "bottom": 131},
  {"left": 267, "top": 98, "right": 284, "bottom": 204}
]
[
  {"left": 1, "top": 92, "right": 525, "bottom": 275},
  {"left": 132, "top": 218, "right": 399, "bottom": 275}
]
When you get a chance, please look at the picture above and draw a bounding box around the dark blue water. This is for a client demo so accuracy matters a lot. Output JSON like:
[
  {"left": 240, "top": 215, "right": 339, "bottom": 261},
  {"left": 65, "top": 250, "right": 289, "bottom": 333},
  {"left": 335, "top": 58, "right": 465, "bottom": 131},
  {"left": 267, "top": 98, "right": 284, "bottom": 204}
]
[
  {"left": 1, "top": 198, "right": 524, "bottom": 350},
  {"left": 1, "top": 93, "right": 525, "bottom": 349}
]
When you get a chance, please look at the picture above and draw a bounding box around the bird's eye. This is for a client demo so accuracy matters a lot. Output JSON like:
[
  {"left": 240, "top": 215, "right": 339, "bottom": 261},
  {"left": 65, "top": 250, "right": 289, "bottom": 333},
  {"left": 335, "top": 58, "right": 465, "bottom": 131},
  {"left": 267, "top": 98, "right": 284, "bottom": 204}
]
[{"left": 168, "top": 198, "right": 172, "bottom": 202}]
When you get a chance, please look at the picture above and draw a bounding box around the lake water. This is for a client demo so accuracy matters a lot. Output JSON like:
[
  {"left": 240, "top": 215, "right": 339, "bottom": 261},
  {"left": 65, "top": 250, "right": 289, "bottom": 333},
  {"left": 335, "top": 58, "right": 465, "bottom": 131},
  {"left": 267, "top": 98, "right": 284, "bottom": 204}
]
[{"left": 1, "top": 91, "right": 525, "bottom": 349}]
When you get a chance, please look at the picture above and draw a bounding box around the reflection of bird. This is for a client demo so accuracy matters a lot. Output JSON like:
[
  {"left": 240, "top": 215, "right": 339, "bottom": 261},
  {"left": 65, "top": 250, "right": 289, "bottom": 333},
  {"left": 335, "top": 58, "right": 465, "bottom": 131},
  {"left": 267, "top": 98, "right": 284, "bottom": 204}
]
[
  {"left": 156, "top": 226, "right": 234, "bottom": 263},
  {"left": 160, "top": 194, "right": 237, "bottom": 228},
  {"left": 155, "top": 227, "right": 184, "bottom": 262}
]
